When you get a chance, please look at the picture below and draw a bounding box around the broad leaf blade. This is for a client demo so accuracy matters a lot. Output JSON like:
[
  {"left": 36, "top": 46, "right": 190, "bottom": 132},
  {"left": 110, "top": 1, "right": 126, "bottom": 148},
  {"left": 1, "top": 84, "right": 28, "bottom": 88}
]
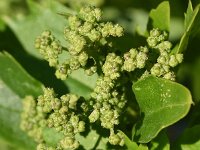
[
  {"left": 119, "top": 131, "right": 138, "bottom": 150},
  {"left": 0, "top": 52, "right": 43, "bottom": 97},
  {"left": 149, "top": 1, "right": 170, "bottom": 32},
  {"left": 132, "top": 76, "right": 193, "bottom": 143},
  {"left": 0, "top": 52, "right": 44, "bottom": 149},
  {"left": 3, "top": 0, "right": 73, "bottom": 58}
]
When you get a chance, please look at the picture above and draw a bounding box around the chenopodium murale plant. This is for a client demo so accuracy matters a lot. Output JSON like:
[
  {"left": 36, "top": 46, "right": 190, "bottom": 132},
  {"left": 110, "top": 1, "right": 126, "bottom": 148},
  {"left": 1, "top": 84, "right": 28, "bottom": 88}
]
[{"left": 21, "top": 6, "right": 183, "bottom": 150}]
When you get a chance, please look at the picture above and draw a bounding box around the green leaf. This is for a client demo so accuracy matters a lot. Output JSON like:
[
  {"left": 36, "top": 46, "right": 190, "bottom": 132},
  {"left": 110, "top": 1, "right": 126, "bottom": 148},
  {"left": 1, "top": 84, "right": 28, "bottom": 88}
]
[
  {"left": 76, "top": 129, "right": 108, "bottom": 150},
  {"left": 119, "top": 131, "right": 138, "bottom": 150},
  {"left": 137, "top": 144, "right": 148, "bottom": 150},
  {"left": 172, "top": 1, "right": 200, "bottom": 54},
  {"left": 0, "top": 52, "right": 43, "bottom": 149},
  {"left": 42, "top": 128, "right": 64, "bottom": 147},
  {"left": 172, "top": 125, "right": 200, "bottom": 150},
  {"left": 132, "top": 75, "right": 193, "bottom": 143},
  {"left": 0, "top": 17, "right": 6, "bottom": 31},
  {"left": 0, "top": 52, "right": 43, "bottom": 98},
  {"left": 150, "top": 130, "right": 170, "bottom": 150},
  {"left": 149, "top": 1, "right": 170, "bottom": 32},
  {"left": 3, "top": 0, "right": 73, "bottom": 58}
]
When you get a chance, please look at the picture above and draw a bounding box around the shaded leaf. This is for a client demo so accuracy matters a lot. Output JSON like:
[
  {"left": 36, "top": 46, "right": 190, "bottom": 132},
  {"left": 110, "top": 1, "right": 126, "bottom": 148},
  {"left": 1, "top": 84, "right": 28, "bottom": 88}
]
[
  {"left": 172, "top": 1, "right": 200, "bottom": 54},
  {"left": 137, "top": 144, "right": 148, "bottom": 150},
  {"left": 0, "top": 52, "right": 44, "bottom": 149},
  {"left": 0, "top": 52, "right": 42, "bottom": 98},
  {"left": 132, "top": 76, "right": 193, "bottom": 143},
  {"left": 150, "top": 130, "right": 170, "bottom": 150},
  {"left": 119, "top": 131, "right": 138, "bottom": 150},
  {"left": 76, "top": 129, "right": 108, "bottom": 150},
  {"left": 3, "top": 0, "right": 73, "bottom": 58},
  {"left": 172, "top": 125, "right": 200, "bottom": 150},
  {"left": 149, "top": 1, "right": 170, "bottom": 32}
]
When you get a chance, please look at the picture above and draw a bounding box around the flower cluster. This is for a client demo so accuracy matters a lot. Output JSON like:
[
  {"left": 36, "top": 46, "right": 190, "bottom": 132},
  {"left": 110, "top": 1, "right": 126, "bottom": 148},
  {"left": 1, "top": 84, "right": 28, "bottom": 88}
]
[
  {"left": 122, "top": 46, "right": 149, "bottom": 72},
  {"left": 28, "top": 4, "right": 186, "bottom": 149},
  {"left": 35, "top": 31, "right": 62, "bottom": 67},
  {"left": 35, "top": 6, "right": 124, "bottom": 80},
  {"left": 89, "top": 53, "right": 127, "bottom": 145},
  {"left": 20, "top": 88, "right": 86, "bottom": 150},
  {"left": 147, "top": 28, "right": 183, "bottom": 81}
]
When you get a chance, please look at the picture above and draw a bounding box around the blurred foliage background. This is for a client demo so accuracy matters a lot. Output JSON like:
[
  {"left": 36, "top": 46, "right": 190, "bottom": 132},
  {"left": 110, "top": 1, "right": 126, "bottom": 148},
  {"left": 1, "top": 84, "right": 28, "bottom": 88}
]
[{"left": 0, "top": 0, "right": 200, "bottom": 149}]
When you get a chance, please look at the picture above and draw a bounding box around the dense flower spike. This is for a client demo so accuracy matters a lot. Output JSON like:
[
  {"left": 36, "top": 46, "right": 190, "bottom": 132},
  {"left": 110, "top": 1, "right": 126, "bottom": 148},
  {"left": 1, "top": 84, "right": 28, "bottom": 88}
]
[
  {"left": 35, "top": 6, "right": 124, "bottom": 80},
  {"left": 146, "top": 28, "right": 183, "bottom": 81},
  {"left": 122, "top": 46, "right": 148, "bottom": 72},
  {"left": 35, "top": 30, "right": 62, "bottom": 67},
  {"left": 21, "top": 88, "right": 86, "bottom": 150}
]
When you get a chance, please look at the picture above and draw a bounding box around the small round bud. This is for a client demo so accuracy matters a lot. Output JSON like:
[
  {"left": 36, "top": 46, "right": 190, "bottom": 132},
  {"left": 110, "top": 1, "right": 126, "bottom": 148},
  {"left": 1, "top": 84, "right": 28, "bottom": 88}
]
[
  {"left": 78, "top": 121, "right": 85, "bottom": 132},
  {"left": 89, "top": 109, "right": 100, "bottom": 123}
]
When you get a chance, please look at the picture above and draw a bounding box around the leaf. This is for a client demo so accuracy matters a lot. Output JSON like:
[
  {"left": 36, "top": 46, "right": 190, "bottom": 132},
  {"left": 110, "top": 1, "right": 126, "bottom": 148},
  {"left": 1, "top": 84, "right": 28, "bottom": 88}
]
[
  {"left": 132, "top": 75, "right": 193, "bottom": 143},
  {"left": 42, "top": 128, "right": 64, "bottom": 147},
  {"left": 172, "top": 125, "right": 200, "bottom": 150},
  {"left": 0, "top": 52, "right": 43, "bottom": 98},
  {"left": 119, "top": 131, "right": 139, "bottom": 150},
  {"left": 172, "top": 1, "right": 200, "bottom": 54},
  {"left": 149, "top": 1, "right": 170, "bottom": 32},
  {"left": 3, "top": 0, "right": 73, "bottom": 58},
  {"left": 150, "top": 130, "right": 170, "bottom": 150},
  {"left": 0, "top": 52, "right": 43, "bottom": 149},
  {"left": 76, "top": 129, "right": 108, "bottom": 150},
  {"left": 137, "top": 144, "right": 149, "bottom": 150},
  {"left": 0, "top": 18, "right": 5, "bottom": 31}
]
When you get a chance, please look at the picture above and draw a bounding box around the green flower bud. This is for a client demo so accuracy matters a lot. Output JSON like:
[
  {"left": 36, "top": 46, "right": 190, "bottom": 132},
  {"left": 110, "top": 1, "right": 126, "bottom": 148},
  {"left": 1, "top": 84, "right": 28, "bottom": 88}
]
[
  {"left": 37, "top": 143, "right": 47, "bottom": 150},
  {"left": 147, "top": 37, "right": 157, "bottom": 48},
  {"left": 176, "top": 53, "right": 183, "bottom": 63},
  {"left": 85, "top": 66, "right": 97, "bottom": 76},
  {"left": 70, "top": 115, "right": 79, "bottom": 127},
  {"left": 87, "top": 29, "right": 101, "bottom": 41},
  {"left": 78, "top": 121, "right": 85, "bottom": 132},
  {"left": 169, "top": 55, "right": 179, "bottom": 67},
  {"left": 163, "top": 72, "right": 175, "bottom": 81},
  {"left": 55, "top": 63, "right": 71, "bottom": 80},
  {"left": 78, "top": 51, "right": 88, "bottom": 66},
  {"left": 79, "top": 6, "right": 101, "bottom": 23},
  {"left": 78, "top": 22, "right": 93, "bottom": 34},
  {"left": 136, "top": 52, "right": 148, "bottom": 68},
  {"left": 69, "top": 57, "right": 81, "bottom": 70},
  {"left": 102, "top": 53, "right": 122, "bottom": 80},
  {"left": 156, "top": 41, "right": 172, "bottom": 52},
  {"left": 59, "top": 136, "right": 79, "bottom": 150},
  {"left": 109, "top": 133, "right": 120, "bottom": 145},
  {"left": 35, "top": 30, "right": 62, "bottom": 67},
  {"left": 150, "top": 63, "right": 162, "bottom": 76},
  {"left": 109, "top": 131, "right": 124, "bottom": 146},
  {"left": 68, "top": 16, "right": 81, "bottom": 30},
  {"left": 69, "top": 94, "right": 79, "bottom": 110},
  {"left": 89, "top": 109, "right": 100, "bottom": 123}
]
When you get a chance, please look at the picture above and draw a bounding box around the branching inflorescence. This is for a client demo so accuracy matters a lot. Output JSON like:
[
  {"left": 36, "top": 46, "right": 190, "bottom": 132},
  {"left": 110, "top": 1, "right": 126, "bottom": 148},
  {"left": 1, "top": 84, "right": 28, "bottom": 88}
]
[{"left": 21, "top": 5, "right": 184, "bottom": 150}]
